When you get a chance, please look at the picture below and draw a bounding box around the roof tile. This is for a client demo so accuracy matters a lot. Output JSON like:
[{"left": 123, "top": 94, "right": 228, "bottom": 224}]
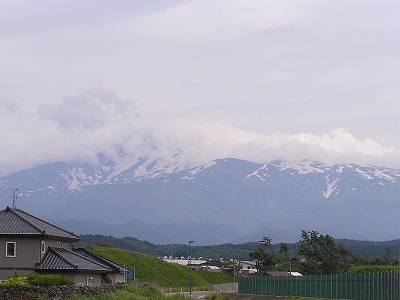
[
  {"left": 0, "top": 207, "right": 79, "bottom": 241},
  {"left": 36, "top": 248, "right": 111, "bottom": 272}
]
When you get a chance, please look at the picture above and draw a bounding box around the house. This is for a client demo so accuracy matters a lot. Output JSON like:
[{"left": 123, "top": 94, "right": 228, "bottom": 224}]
[
  {"left": 199, "top": 262, "right": 222, "bottom": 272},
  {"left": 264, "top": 271, "right": 303, "bottom": 277},
  {"left": 199, "top": 259, "right": 224, "bottom": 272},
  {"left": 239, "top": 260, "right": 257, "bottom": 276},
  {"left": 240, "top": 260, "right": 256, "bottom": 270},
  {"left": 0, "top": 206, "right": 127, "bottom": 286},
  {"left": 199, "top": 265, "right": 221, "bottom": 272}
]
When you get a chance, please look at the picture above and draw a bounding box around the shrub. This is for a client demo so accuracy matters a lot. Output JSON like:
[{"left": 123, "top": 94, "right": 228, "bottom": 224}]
[
  {"left": 0, "top": 276, "right": 30, "bottom": 286},
  {"left": 0, "top": 274, "right": 74, "bottom": 286},
  {"left": 346, "top": 265, "right": 400, "bottom": 274},
  {"left": 26, "top": 274, "right": 75, "bottom": 286}
]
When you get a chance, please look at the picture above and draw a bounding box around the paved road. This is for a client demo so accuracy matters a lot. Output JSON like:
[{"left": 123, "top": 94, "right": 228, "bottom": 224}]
[{"left": 166, "top": 291, "right": 210, "bottom": 299}]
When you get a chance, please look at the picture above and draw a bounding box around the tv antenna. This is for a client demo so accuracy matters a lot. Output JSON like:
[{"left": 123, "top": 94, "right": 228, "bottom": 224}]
[{"left": 8, "top": 188, "right": 21, "bottom": 209}]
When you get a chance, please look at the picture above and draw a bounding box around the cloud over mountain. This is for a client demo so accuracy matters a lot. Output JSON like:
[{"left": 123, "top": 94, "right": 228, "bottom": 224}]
[
  {"left": 1, "top": 1, "right": 400, "bottom": 177},
  {"left": 0, "top": 112, "right": 397, "bottom": 178},
  {"left": 36, "top": 88, "right": 136, "bottom": 131},
  {"left": 0, "top": 101, "right": 19, "bottom": 115}
]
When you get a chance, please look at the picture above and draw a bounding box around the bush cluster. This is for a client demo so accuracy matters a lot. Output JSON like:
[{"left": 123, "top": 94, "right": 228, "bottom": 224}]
[
  {"left": 346, "top": 265, "right": 400, "bottom": 274},
  {"left": 0, "top": 276, "right": 30, "bottom": 286},
  {"left": 0, "top": 274, "right": 74, "bottom": 286}
]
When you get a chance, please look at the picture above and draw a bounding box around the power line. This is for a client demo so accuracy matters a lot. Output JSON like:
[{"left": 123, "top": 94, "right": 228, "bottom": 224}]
[{"left": 18, "top": 202, "right": 73, "bottom": 234}]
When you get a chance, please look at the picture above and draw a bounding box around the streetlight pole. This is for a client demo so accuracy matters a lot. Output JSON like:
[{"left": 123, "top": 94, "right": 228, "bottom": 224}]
[
  {"left": 233, "top": 253, "right": 235, "bottom": 284},
  {"left": 155, "top": 252, "right": 159, "bottom": 286},
  {"left": 233, "top": 252, "right": 240, "bottom": 283},
  {"left": 189, "top": 240, "right": 194, "bottom": 295}
]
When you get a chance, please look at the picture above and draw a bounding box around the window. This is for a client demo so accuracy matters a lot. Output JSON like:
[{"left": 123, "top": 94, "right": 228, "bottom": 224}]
[
  {"left": 6, "top": 242, "right": 16, "bottom": 257},
  {"left": 41, "top": 241, "right": 45, "bottom": 253}
]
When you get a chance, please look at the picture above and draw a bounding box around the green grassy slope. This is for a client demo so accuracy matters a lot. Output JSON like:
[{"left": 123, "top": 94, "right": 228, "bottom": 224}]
[
  {"left": 196, "top": 271, "right": 233, "bottom": 284},
  {"left": 88, "top": 246, "right": 232, "bottom": 288}
]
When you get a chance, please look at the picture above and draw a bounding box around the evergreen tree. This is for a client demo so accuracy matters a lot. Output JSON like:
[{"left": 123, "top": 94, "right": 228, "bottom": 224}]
[
  {"left": 249, "top": 236, "right": 276, "bottom": 273},
  {"left": 298, "top": 230, "right": 351, "bottom": 275}
]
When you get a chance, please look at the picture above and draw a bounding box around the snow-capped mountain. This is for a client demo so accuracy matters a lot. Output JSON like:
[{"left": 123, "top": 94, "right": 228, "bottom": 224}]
[{"left": 1, "top": 156, "right": 400, "bottom": 245}]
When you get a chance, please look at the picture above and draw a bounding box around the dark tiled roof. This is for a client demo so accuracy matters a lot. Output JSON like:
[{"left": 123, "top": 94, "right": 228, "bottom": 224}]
[
  {"left": 36, "top": 248, "right": 111, "bottom": 272},
  {"left": 0, "top": 207, "right": 80, "bottom": 241},
  {"left": 74, "top": 248, "right": 128, "bottom": 272}
]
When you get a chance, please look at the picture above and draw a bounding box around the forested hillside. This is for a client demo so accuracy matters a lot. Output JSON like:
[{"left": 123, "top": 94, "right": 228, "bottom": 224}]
[{"left": 78, "top": 234, "right": 400, "bottom": 261}]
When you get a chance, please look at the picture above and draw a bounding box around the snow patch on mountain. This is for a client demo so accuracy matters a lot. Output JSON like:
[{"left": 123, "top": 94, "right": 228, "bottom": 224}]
[
  {"left": 355, "top": 168, "right": 373, "bottom": 180},
  {"left": 277, "top": 161, "right": 325, "bottom": 174},
  {"left": 373, "top": 169, "right": 397, "bottom": 182},
  {"left": 61, "top": 168, "right": 90, "bottom": 190},
  {"left": 181, "top": 161, "right": 216, "bottom": 180},
  {"left": 246, "top": 164, "right": 268, "bottom": 180},
  {"left": 323, "top": 174, "right": 341, "bottom": 198},
  {"left": 336, "top": 166, "right": 345, "bottom": 174}
]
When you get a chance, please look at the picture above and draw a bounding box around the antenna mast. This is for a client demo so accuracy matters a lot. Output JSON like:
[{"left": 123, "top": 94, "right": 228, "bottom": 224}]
[{"left": 8, "top": 188, "right": 20, "bottom": 209}]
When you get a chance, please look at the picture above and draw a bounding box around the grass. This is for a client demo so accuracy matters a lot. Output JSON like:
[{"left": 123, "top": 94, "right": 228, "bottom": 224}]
[
  {"left": 87, "top": 246, "right": 230, "bottom": 289},
  {"left": 69, "top": 285, "right": 190, "bottom": 300},
  {"left": 197, "top": 271, "right": 234, "bottom": 284}
]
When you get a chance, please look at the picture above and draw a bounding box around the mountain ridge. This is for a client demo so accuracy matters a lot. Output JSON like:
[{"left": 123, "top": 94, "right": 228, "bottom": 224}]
[{"left": 1, "top": 156, "right": 400, "bottom": 245}]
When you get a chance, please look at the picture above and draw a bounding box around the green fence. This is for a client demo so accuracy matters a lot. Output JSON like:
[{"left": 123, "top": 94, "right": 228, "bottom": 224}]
[{"left": 238, "top": 271, "right": 400, "bottom": 300}]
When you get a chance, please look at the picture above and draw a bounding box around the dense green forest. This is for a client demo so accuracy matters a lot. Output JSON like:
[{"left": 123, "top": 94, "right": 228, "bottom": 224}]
[{"left": 77, "top": 233, "right": 400, "bottom": 262}]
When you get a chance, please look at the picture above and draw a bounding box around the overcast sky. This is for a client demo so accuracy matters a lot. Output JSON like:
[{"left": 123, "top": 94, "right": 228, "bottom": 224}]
[{"left": 1, "top": 0, "right": 400, "bottom": 177}]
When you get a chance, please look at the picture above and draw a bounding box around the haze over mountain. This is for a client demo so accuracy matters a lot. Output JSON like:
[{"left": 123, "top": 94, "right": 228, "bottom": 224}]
[{"left": 1, "top": 155, "right": 399, "bottom": 245}]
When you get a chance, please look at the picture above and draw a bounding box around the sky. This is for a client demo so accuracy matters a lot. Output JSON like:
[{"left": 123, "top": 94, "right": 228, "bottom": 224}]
[{"left": 1, "top": 0, "right": 400, "bottom": 177}]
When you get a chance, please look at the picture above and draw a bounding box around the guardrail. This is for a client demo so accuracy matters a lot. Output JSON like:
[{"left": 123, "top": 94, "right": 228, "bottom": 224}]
[{"left": 213, "top": 283, "right": 238, "bottom": 294}]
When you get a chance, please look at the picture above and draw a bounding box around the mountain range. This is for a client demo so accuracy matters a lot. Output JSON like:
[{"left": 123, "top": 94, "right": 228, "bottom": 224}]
[{"left": 1, "top": 155, "right": 400, "bottom": 245}]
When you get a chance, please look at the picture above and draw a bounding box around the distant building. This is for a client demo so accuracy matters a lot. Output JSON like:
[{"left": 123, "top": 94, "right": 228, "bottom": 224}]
[
  {"left": 240, "top": 260, "right": 257, "bottom": 270},
  {"left": 163, "top": 257, "right": 207, "bottom": 271},
  {"left": 264, "top": 271, "right": 303, "bottom": 277},
  {"left": 199, "top": 260, "right": 223, "bottom": 272},
  {"left": 199, "top": 265, "right": 221, "bottom": 272}
]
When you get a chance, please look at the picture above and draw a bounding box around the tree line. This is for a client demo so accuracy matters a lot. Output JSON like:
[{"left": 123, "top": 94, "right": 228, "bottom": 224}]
[{"left": 249, "top": 230, "right": 400, "bottom": 275}]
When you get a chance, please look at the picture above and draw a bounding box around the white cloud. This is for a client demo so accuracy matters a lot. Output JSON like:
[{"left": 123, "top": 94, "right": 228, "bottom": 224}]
[
  {"left": 0, "top": 120, "right": 397, "bottom": 178},
  {"left": 1, "top": 1, "right": 400, "bottom": 176},
  {"left": 36, "top": 88, "right": 137, "bottom": 131},
  {"left": 0, "top": 101, "right": 19, "bottom": 115}
]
